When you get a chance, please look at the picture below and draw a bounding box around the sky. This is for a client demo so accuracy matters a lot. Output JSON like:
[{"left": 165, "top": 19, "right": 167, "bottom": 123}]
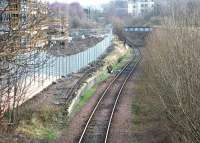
[{"left": 45, "top": 0, "right": 112, "bottom": 7}]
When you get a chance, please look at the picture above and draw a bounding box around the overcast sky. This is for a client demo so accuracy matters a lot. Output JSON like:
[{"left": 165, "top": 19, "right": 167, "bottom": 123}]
[{"left": 45, "top": 0, "right": 111, "bottom": 7}]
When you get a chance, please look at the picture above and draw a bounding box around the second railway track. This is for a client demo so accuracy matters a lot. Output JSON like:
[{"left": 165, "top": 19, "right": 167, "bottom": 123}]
[{"left": 78, "top": 47, "right": 141, "bottom": 143}]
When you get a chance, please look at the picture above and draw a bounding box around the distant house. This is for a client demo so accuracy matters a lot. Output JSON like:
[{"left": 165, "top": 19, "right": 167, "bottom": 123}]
[{"left": 128, "top": 0, "right": 155, "bottom": 16}]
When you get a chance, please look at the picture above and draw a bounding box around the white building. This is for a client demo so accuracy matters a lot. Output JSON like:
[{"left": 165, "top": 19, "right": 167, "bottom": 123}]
[{"left": 128, "top": 0, "right": 155, "bottom": 16}]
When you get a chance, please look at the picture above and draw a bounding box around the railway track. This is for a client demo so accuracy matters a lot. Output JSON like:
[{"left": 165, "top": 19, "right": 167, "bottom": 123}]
[
  {"left": 64, "top": 67, "right": 96, "bottom": 102},
  {"left": 78, "top": 47, "right": 141, "bottom": 143}
]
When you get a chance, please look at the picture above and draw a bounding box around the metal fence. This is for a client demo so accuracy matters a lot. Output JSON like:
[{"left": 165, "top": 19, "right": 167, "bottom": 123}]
[{"left": 25, "top": 29, "right": 113, "bottom": 98}]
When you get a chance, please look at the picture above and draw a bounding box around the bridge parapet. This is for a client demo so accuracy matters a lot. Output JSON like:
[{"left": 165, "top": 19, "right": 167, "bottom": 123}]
[{"left": 124, "top": 27, "right": 153, "bottom": 33}]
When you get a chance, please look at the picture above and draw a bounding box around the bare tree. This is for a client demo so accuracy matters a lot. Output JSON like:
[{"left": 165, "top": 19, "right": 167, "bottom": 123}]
[
  {"left": 141, "top": 0, "right": 200, "bottom": 142},
  {"left": 0, "top": 0, "right": 49, "bottom": 126}
]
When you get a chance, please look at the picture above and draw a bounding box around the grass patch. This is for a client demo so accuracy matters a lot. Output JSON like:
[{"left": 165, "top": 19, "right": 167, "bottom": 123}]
[
  {"left": 17, "top": 118, "right": 58, "bottom": 140},
  {"left": 131, "top": 78, "right": 171, "bottom": 142},
  {"left": 17, "top": 105, "right": 68, "bottom": 141},
  {"left": 97, "top": 71, "right": 110, "bottom": 83},
  {"left": 70, "top": 70, "right": 110, "bottom": 117},
  {"left": 78, "top": 86, "right": 97, "bottom": 109},
  {"left": 132, "top": 100, "right": 142, "bottom": 127},
  {"left": 132, "top": 95, "right": 155, "bottom": 129},
  {"left": 132, "top": 83, "right": 165, "bottom": 131},
  {"left": 112, "top": 48, "right": 133, "bottom": 71}
]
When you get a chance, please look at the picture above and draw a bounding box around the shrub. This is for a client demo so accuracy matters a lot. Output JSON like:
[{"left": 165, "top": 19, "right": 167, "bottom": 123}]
[{"left": 142, "top": 1, "right": 200, "bottom": 142}]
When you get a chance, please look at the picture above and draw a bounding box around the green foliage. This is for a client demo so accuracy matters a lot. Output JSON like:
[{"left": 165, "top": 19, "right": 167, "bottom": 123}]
[
  {"left": 97, "top": 71, "right": 109, "bottom": 83},
  {"left": 132, "top": 103, "right": 141, "bottom": 116},
  {"left": 17, "top": 105, "right": 68, "bottom": 141},
  {"left": 78, "top": 86, "right": 97, "bottom": 108},
  {"left": 17, "top": 118, "right": 58, "bottom": 141},
  {"left": 38, "top": 106, "right": 58, "bottom": 123},
  {"left": 112, "top": 49, "right": 133, "bottom": 71},
  {"left": 40, "top": 128, "right": 57, "bottom": 140},
  {"left": 132, "top": 103, "right": 141, "bottom": 126},
  {"left": 4, "top": 111, "right": 11, "bottom": 121}
]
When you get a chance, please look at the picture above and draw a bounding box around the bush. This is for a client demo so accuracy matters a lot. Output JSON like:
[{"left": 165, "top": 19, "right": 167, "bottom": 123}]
[{"left": 141, "top": 1, "right": 200, "bottom": 142}]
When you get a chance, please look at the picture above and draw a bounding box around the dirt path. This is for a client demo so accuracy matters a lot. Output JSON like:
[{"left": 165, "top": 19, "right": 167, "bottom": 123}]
[{"left": 107, "top": 68, "right": 138, "bottom": 143}]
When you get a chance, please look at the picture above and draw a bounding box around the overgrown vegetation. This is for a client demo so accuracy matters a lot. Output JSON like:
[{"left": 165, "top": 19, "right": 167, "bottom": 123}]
[
  {"left": 16, "top": 105, "right": 68, "bottom": 141},
  {"left": 112, "top": 48, "right": 133, "bottom": 71},
  {"left": 76, "top": 86, "right": 97, "bottom": 111},
  {"left": 0, "top": 0, "right": 48, "bottom": 127},
  {"left": 138, "top": 0, "right": 200, "bottom": 142},
  {"left": 132, "top": 83, "right": 170, "bottom": 143}
]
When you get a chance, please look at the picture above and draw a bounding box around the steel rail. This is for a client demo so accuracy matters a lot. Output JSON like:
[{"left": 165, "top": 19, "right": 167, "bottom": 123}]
[
  {"left": 78, "top": 55, "right": 138, "bottom": 143},
  {"left": 104, "top": 56, "right": 142, "bottom": 143},
  {"left": 65, "top": 67, "right": 95, "bottom": 101}
]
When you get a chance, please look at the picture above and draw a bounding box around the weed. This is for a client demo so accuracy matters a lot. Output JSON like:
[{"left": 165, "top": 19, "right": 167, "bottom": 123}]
[
  {"left": 17, "top": 118, "right": 58, "bottom": 141},
  {"left": 78, "top": 86, "right": 97, "bottom": 108}
]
